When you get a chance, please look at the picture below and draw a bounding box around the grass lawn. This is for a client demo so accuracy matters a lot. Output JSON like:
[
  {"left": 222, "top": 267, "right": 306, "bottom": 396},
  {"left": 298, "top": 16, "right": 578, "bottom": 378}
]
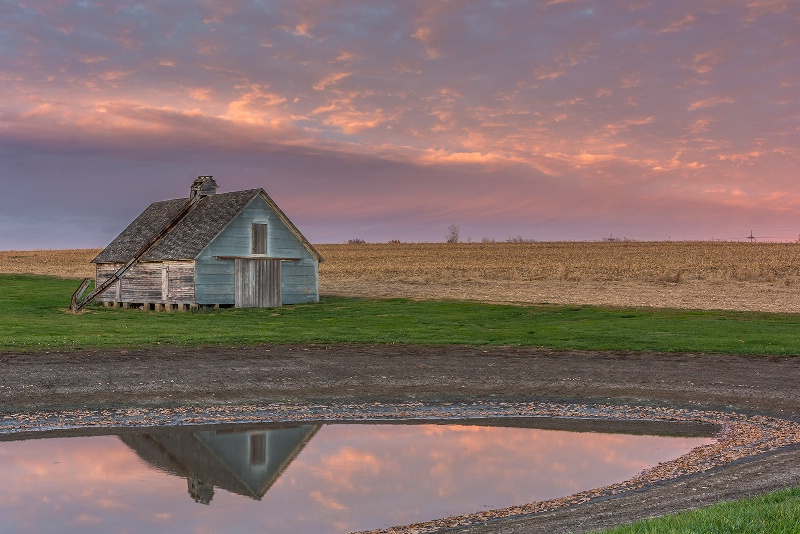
[
  {"left": 596, "top": 486, "right": 800, "bottom": 533},
  {"left": 2, "top": 274, "right": 800, "bottom": 354}
]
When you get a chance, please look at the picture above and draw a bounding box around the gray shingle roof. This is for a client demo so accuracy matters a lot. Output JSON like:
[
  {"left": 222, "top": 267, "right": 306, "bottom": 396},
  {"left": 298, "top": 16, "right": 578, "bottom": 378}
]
[{"left": 92, "top": 189, "right": 261, "bottom": 263}]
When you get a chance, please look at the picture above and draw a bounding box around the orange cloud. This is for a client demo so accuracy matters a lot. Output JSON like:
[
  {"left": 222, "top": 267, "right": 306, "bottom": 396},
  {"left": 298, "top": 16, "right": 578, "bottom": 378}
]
[
  {"left": 688, "top": 97, "right": 734, "bottom": 111},
  {"left": 658, "top": 14, "right": 696, "bottom": 34},
  {"left": 535, "top": 65, "right": 566, "bottom": 80},
  {"left": 412, "top": 26, "right": 439, "bottom": 59},
  {"left": 691, "top": 51, "right": 722, "bottom": 74},
  {"left": 322, "top": 109, "right": 389, "bottom": 133},
  {"left": 604, "top": 116, "right": 655, "bottom": 135},
  {"left": 717, "top": 151, "right": 762, "bottom": 164},
  {"left": 744, "top": 0, "right": 791, "bottom": 23},
  {"left": 224, "top": 85, "right": 289, "bottom": 125},
  {"left": 187, "top": 88, "right": 212, "bottom": 101},
  {"left": 79, "top": 55, "right": 107, "bottom": 64},
  {"left": 313, "top": 72, "right": 352, "bottom": 91},
  {"left": 419, "top": 149, "right": 505, "bottom": 165}
]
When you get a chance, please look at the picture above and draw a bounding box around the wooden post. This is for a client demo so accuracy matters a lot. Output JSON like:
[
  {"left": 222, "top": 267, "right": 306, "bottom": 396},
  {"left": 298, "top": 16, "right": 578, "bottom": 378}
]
[
  {"left": 161, "top": 266, "right": 169, "bottom": 301},
  {"left": 69, "top": 278, "right": 91, "bottom": 312}
]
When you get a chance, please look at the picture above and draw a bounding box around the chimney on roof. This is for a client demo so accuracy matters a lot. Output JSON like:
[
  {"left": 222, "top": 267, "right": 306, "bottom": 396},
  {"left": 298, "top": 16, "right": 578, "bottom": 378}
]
[{"left": 190, "top": 176, "right": 218, "bottom": 200}]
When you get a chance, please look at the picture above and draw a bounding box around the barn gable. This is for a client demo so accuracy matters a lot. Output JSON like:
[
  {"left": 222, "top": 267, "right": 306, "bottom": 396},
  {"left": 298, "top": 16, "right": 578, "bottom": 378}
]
[{"left": 194, "top": 191, "right": 321, "bottom": 305}]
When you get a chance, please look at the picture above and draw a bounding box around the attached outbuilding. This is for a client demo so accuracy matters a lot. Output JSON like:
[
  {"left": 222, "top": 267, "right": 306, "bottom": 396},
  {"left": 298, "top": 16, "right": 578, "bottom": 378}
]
[{"left": 90, "top": 176, "right": 322, "bottom": 310}]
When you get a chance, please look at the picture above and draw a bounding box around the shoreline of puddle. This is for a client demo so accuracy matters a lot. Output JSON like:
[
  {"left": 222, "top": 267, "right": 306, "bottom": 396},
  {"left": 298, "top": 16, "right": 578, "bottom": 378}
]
[{"left": 3, "top": 400, "right": 800, "bottom": 533}]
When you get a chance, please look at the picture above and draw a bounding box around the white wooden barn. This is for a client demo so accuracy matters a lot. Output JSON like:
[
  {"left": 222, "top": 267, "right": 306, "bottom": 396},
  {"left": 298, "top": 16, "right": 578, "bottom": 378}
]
[{"left": 91, "top": 176, "right": 322, "bottom": 310}]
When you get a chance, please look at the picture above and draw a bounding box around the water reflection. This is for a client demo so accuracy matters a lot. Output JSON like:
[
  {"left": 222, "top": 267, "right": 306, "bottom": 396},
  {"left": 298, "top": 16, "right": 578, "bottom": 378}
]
[
  {"left": 119, "top": 424, "right": 320, "bottom": 504},
  {"left": 0, "top": 421, "right": 712, "bottom": 533}
]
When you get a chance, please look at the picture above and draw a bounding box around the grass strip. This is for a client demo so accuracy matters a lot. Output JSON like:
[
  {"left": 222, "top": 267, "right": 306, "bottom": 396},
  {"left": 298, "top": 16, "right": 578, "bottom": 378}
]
[
  {"left": 596, "top": 486, "right": 800, "bottom": 533},
  {"left": 2, "top": 274, "right": 800, "bottom": 353}
]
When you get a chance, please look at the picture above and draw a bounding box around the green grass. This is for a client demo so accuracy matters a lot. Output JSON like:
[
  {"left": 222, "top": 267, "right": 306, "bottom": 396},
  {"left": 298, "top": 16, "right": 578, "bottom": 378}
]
[
  {"left": 596, "top": 486, "right": 800, "bottom": 533},
  {"left": 2, "top": 274, "right": 800, "bottom": 353}
]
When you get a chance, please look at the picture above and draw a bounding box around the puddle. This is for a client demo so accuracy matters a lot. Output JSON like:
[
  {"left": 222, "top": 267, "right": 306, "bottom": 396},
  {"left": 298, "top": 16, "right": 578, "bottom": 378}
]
[{"left": 0, "top": 421, "right": 712, "bottom": 533}]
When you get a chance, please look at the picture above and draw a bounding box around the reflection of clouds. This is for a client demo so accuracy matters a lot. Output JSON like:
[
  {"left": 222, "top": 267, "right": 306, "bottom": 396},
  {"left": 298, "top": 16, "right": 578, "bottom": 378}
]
[
  {"left": 73, "top": 514, "right": 103, "bottom": 525},
  {"left": 316, "top": 446, "right": 382, "bottom": 490},
  {"left": 309, "top": 489, "right": 348, "bottom": 511},
  {"left": 0, "top": 425, "right": 710, "bottom": 533},
  {"left": 293, "top": 424, "right": 710, "bottom": 505},
  {"left": 96, "top": 498, "right": 124, "bottom": 510},
  {"left": 3, "top": 437, "right": 149, "bottom": 483}
]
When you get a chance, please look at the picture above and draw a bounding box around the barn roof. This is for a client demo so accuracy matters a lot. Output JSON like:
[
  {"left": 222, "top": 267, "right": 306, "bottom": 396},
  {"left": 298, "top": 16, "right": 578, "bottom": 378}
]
[{"left": 92, "top": 188, "right": 322, "bottom": 264}]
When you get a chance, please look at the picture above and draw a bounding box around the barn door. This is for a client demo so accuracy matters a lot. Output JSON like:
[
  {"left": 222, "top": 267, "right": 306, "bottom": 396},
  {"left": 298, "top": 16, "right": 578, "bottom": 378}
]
[{"left": 234, "top": 258, "right": 282, "bottom": 307}]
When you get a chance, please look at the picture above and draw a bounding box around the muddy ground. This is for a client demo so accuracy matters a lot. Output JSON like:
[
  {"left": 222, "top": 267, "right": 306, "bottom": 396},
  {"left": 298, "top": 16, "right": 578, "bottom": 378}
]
[{"left": 2, "top": 344, "right": 800, "bottom": 532}]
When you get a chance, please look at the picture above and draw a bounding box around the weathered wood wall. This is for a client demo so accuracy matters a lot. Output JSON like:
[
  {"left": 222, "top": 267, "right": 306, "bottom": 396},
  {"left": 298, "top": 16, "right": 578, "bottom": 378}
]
[
  {"left": 96, "top": 261, "right": 195, "bottom": 304},
  {"left": 234, "top": 258, "right": 281, "bottom": 307}
]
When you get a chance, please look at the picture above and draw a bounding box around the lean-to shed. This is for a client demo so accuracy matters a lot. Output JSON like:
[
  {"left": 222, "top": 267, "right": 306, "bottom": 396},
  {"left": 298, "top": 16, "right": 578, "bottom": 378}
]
[{"left": 91, "top": 177, "right": 322, "bottom": 309}]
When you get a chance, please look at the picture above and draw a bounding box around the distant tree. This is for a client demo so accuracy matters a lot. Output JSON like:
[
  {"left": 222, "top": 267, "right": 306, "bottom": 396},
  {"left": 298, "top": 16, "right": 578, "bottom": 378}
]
[
  {"left": 347, "top": 238, "right": 366, "bottom": 244},
  {"left": 506, "top": 235, "right": 538, "bottom": 243},
  {"left": 445, "top": 224, "right": 460, "bottom": 244}
]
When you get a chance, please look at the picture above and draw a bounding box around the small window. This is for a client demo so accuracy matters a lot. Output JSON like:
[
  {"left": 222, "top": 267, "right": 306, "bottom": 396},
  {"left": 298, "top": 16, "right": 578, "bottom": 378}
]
[
  {"left": 250, "top": 433, "right": 267, "bottom": 466},
  {"left": 252, "top": 223, "right": 267, "bottom": 255}
]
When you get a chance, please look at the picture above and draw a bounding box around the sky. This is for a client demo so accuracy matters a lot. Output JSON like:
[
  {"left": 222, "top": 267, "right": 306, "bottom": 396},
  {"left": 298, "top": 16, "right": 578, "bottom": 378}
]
[{"left": 1, "top": 0, "right": 799, "bottom": 249}]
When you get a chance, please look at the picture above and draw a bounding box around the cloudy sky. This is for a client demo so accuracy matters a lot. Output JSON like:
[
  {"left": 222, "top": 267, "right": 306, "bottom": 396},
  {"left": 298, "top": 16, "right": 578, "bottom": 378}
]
[{"left": 2, "top": 1, "right": 799, "bottom": 248}]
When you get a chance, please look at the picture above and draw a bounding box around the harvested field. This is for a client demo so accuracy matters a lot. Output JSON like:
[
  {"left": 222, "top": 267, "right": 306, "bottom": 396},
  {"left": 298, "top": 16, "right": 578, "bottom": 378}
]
[
  {"left": 3, "top": 242, "right": 800, "bottom": 312},
  {"left": 0, "top": 248, "right": 99, "bottom": 279},
  {"left": 317, "top": 242, "right": 800, "bottom": 313},
  {"left": 319, "top": 242, "right": 800, "bottom": 283}
]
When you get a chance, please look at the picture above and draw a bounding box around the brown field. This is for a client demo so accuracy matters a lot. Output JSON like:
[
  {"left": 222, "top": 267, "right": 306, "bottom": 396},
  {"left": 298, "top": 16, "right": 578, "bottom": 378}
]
[
  {"left": 2, "top": 242, "right": 800, "bottom": 312},
  {"left": 0, "top": 248, "right": 101, "bottom": 279},
  {"left": 316, "top": 242, "right": 800, "bottom": 313}
]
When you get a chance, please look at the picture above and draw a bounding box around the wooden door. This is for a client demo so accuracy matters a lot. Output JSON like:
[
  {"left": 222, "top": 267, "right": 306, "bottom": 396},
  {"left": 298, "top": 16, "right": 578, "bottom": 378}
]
[{"left": 235, "top": 258, "right": 282, "bottom": 307}]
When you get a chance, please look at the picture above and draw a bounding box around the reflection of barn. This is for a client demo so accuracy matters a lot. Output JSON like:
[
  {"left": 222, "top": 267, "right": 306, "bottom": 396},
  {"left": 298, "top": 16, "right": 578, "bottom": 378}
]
[
  {"left": 90, "top": 176, "right": 322, "bottom": 309},
  {"left": 119, "top": 424, "right": 320, "bottom": 503}
]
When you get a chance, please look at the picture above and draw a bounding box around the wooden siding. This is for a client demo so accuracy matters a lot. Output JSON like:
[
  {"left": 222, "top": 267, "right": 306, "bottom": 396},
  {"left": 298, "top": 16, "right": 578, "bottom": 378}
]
[
  {"left": 235, "top": 258, "right": 281, "bottom": 307},
  {"left": 281, "top": 259, "right": 319, "bottom": 303},
  {"left": 96, "top": 261, "right": 195, "bottom": 304},
  {"left": 195, "top": 194, "right": 319, "bottom": 305}
]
